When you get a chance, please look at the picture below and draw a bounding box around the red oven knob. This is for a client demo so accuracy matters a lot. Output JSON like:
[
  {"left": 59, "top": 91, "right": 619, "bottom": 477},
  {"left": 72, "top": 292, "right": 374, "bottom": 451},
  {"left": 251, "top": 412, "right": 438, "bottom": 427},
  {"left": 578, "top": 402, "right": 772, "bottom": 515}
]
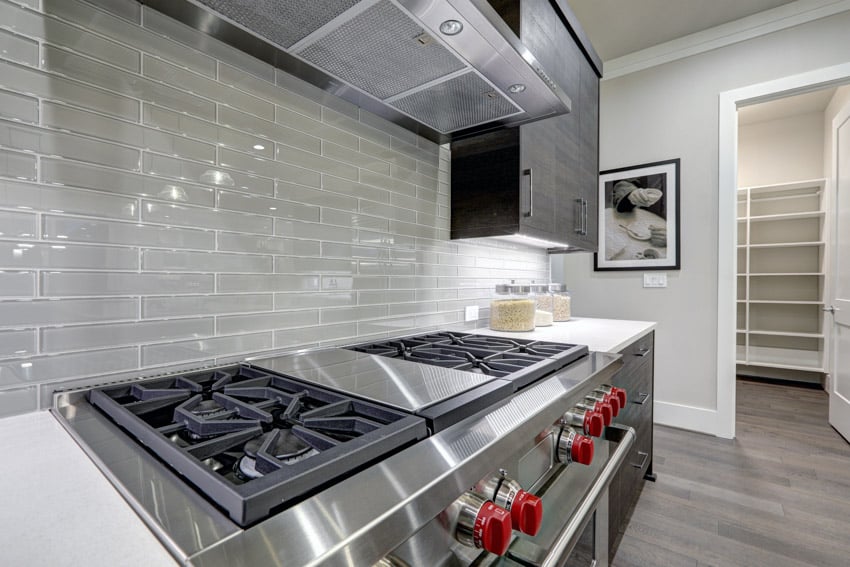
[
  {"left": 579, "top": 398, "right": 613, "bottom": 426},
  {"left": 561, "top": 407, "right": 605, "bottom": 437},
  {"left": 448, "top": 492, "right": 512, "bottom": 555},
  {"left": 480, "top": 473, "right": 544, "bottom": 536},
  {"left": 587, "top": 390, "right": 620, "bottom": 417},
  {"left": 555, "top": 427, "right": 594, "bottom": 466},
  {"left": 597, "top": 385, "right": 627, "bottom": 408}
]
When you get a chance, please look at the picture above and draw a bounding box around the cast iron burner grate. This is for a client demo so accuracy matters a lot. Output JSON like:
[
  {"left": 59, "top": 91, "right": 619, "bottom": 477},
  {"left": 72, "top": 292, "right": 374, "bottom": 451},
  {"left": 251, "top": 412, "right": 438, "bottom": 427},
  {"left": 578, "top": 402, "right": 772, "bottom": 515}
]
[
  {"left": 349, "top": 332, "right": 588, "bottom": 391},
  {"left": 88, "top": 366, "right": 427, "bottom": 526}
]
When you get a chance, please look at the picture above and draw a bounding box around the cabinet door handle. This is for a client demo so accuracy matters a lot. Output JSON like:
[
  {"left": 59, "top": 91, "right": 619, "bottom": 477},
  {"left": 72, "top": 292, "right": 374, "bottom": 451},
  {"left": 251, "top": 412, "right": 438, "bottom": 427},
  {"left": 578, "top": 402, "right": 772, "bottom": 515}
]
[
  {"left": 635, "top": 347, "right": 651, "bottom": 358},
  {"left": 523, "top": 168, "right": 533, "bottom": 217},
  {"left": 633, "top": 392, "right": 650, "bottom": 405},
  {"left": 631, "top": 451, "right": 650, "bottom": 470},
  {"left": 582, "top": 198, "right": 588, "bottom": 236},
  {"left": 574, "top": 198, "right": 583, "bottom": 233}
]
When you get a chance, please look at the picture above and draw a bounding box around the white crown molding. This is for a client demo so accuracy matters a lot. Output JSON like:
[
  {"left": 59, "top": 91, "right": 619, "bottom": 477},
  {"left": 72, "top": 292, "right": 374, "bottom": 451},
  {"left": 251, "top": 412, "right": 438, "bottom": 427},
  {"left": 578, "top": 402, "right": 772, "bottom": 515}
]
[{"left": 602, "top": 0, "right": 850, "bottom": 80}]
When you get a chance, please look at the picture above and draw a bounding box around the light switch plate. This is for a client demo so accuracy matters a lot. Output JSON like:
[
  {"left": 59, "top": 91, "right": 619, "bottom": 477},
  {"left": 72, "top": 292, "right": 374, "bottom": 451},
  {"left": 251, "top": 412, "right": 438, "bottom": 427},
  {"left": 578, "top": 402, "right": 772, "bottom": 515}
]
[
  {"left": 643, "top": 273, "right": 667, "bottom": 288},
  {"left": 465, "top": 305, "right": 479, "bottom": 321}
]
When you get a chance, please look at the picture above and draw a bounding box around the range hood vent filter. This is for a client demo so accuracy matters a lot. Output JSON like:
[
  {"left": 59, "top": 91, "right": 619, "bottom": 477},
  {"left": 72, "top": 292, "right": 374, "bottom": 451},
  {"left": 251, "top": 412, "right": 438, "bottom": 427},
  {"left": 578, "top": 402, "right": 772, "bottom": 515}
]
[
  {"left": 392, "top": 72, "right": 517, "bottom": 133},
  {"left": 297, "top": 1, "right": 466, "bottom": 101}
]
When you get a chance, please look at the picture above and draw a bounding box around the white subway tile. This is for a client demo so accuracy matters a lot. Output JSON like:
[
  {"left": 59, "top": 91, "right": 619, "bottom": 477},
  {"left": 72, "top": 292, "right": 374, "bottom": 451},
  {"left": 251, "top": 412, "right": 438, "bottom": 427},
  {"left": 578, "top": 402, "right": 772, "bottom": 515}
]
[
  {"left": 217, "top": 310, "right": 318, "bottom": 334},
  {"left": 274, "top": 323, "right": 356, "bottom": 348},
  {"left": 143, "top": 104, "right": 273, "bottom": 159},
  {"left": 275, "top": 219, "right": 354, "bottom": 243},
  {"left": 275, "top": 106, "right": 358, "bottom": 150},
  {"left": 276, "top": 144, "right": 358, "bottom": 181},
  {"left": 218, "top": 190, "right": 320, "bottom": 223},
  {"left": 144, "top": 56, "right": 273, "bottom": 121},
  {"left": 142, "top": 249, "right": 272, "bottom": 273},
  {"left": 0, "top": 271, "right": 34, "bottom": 297},
  {"left": 0, "top": 210, "right": 37, "bottom": 239},
  {"left": 43, "top": 215, "right": 214, "bottom": 249},
  {"left": 322, "top": 175, "right": 389, "bottom": 204},
  {"left": 0, "top": 179, "right": 137, "bottom": 219},
  {"left": 217, "top": 274, "right": 319, "bottom": 293},
  {"left": 0, "top": 89, "right": 37, "bottom": 123},
  {"left": 274, "top": 291, "right": 355, "bottom": 310},
  {"left": 142, "top": 294, "right": 272, "bottom": 318},
  {"left": 359, "top": 139, "right": 417, "bottom": 170},
  {"left": 0, "top": 60, "right": 139, "bottom": 120},
  {"left": 219, "top": 148, "right": 322, "bottom": 189},
  {"left": 218, "top": 106, "right": 321, "bottom": 155},
  {"left": 360, "top": 170, "right": 416, "bottom": 197},
  {"left": 356, "top": 317, "right": 415, "bottom": 336},
  {"left": 275, "top": 257, "right": 355, "bottom": 275},
  {"left": 323, "top": 142, "right": 390, "bottom": 176},
  {"left": 42, "top": 45, "right": 215, "bottom": 120},
  {"left": 141, "top": 332, "right": 273, "bottom": 366},
  {"left": 41, "top": 158, "right": 214, "bottom": 206},
  {"left": 358, "top": 261, "right": 415, "bottom": 276},
  {"left": 0, "top": 2, "right": 139, "bottom": 71},
  {"left": 0, "top": 242, "right": 138, "bottom": 270},
  {"left": 42, "top": 0, "right": 214, "bottom": 76},
  {"left": 0, "top": 329, "right": 36, "bottom": 358},
  {"left": 391, "top": 164, "right": 439, "bottom": 191},
  {"left": 0, "top": 347, "right": 138, "bottom": 386},
  {"left": 321, "top": 243, "right": 386, "bottom": 260},
  {"left": 217, "top": 232, "right": 320, "bottom": 256},
  {"left": 322, "top": 209, "right": 388, "bottom": 232},
  {"left": 41, "top": 271, "right": 214, "bottom": 296},
  {"left": 358, "top": 201, "right": 416, "bottom": 224},
  {"left": 0, "top": 148, "right": 36, "bottom": 180},
  {"left": 0, "top": 28, "right": 38, "bottom": 66},
  {"left": 321, "top": 108, "right": 389, "bottom": 147},
  {"left": 0, "top": 119, "right": 141, "bottom": 171},
  {"left": 390, "top": 136, "right": 439, "bottom": 166},
  {"left": 41, "top": 317, "right": 214, "bottom": 352},
  {"left": 0, "top": 297, "right": 137, "bottom": 327},
  {"left": 143, "top": 153, "right": 273, "bottom": 196},
  {"left": 321, "top": 305, "right": 388, "bottom": 324},
  {"left": 358, "top": 290, "right": 414, "bottom": 305},
  {"left": 357, "top": 230, "right": 415, "bottom": 249},
  {"left": 359, "top": 109, "right": 419, "bottom": 146},
  {"left": 0, "top": 385, "right": 38, "bottom": 418},
  {"left": 142, "top": 8, "right": 273, "bottom": 82},
  {"left": 142, "top": 201, "right": 272, "bottom": 234},
  {"left": 321, "top": 275, "right": 387, "bottom": 291},
  {"left": 275, "top": 68, "right": 353, "bottom": 120},
  {"left": 389, "top": 302, "right": 438, "bottom": 316},
  {"left": 42, "top": 103, "right": 215, "bottom": 164},
  {"left": 415, "top": 288, "right": 457, "bottom": 301},
  {"left": 276, "top": 181, "right": 358, "bottom": 212}
]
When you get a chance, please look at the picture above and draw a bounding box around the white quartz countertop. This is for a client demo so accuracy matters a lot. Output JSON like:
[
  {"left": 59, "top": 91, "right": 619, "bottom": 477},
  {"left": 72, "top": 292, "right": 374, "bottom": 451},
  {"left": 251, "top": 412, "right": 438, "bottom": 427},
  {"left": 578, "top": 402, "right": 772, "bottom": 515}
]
[
  {"left": 0, "top": 411, "right": 177, "bottom": 567},
  {"left": 0, "top": 317, "right": 653, "bottom": 565},
  {"left": 473, "top": 316, "right": 656, "bottom": 353}
]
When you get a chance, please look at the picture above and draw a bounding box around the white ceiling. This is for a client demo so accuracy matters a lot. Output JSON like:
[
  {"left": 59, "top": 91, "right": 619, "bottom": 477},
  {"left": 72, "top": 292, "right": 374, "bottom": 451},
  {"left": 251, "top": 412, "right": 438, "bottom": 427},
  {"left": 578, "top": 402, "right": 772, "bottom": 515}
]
[
  {"left": 738, "top": 88, "right": 837, "bottom": 124},
  {"left": 565, "top": 0, "right": 800, "bottom": 61}
]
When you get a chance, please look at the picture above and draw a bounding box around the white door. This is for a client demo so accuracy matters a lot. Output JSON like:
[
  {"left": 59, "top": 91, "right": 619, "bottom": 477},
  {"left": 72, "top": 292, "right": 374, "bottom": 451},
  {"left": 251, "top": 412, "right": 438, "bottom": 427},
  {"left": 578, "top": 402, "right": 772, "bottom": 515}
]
[{"left": 830, "top": 100, "right": 850, "bottom": 441}]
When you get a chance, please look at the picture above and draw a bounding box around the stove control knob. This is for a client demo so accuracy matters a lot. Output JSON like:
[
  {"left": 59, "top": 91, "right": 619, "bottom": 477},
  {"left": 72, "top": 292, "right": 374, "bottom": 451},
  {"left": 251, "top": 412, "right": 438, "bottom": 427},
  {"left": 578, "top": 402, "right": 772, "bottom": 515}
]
[
  {"left": 449, "top": 492, "right": 512, "bottom": 555},
  {"left": 586, "top": 390, "right": 620, "bottom": 417},
  {"left": 480, "top": 473, "right": 544, "bottom": 536},
  {"left": 579, "top": 398, "right": 613, "bottom": 426},
  {"left": 555, "top": 427, "right": 594, "bottom": 466},
  {"left": 561, "top": 407, "right": 605, "bottom": 437},
  {"left": 598, "top": 384, "right": 627, "bottom": 408}
]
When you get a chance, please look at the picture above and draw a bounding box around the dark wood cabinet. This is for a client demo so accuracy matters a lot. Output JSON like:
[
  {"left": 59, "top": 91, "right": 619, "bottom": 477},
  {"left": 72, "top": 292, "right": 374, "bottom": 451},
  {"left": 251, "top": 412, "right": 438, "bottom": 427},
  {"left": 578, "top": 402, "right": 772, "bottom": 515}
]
[
  {"left": 609, "top": 331, "right": 655, "bottom": 562},
  {"left": 450, "top": 0, "right": 600, "bottom": 251}
]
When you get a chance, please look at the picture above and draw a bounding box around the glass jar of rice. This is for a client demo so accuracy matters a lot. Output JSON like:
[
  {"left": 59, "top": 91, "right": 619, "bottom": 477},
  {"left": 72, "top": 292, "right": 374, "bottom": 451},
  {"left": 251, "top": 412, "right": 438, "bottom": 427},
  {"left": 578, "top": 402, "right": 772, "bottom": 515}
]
[
  {"left": 547, "top": 283, "right": 572, "bottom": 321},
  {"left": 490, "top": 283, "right": 535, "bottom": 331}
]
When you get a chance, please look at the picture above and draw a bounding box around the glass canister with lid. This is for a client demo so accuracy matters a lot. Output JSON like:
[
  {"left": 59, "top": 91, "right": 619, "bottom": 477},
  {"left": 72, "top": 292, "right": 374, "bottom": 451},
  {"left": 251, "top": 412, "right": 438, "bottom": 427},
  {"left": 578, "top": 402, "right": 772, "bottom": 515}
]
[
  {"left": 530, "top": 283, "right": 553, "bottom": 327},
  {"left": 548, "top": 283, "right": 572, "bottom": 321},
  {"left": 490, "top": 283, "right": 536, "bottom": 332}
]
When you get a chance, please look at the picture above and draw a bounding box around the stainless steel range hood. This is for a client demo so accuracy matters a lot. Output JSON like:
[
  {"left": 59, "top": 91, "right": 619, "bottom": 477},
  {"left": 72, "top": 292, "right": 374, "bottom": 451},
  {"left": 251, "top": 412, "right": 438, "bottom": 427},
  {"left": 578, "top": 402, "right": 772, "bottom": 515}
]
[{"left": 135, "top": 0, "right": 572, "bottom": 142}]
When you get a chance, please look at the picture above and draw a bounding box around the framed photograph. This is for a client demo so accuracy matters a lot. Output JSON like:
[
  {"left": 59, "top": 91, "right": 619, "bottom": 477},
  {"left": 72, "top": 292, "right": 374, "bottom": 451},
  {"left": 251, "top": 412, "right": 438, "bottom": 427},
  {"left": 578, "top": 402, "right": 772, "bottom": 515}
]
[{"left": 594, "top": 158, "right": 680, "bottom": 271}]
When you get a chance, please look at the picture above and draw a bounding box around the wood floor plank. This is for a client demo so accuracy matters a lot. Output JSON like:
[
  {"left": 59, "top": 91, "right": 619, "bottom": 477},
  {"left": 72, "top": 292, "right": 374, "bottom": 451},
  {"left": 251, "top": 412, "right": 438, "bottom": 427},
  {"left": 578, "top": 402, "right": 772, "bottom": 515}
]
[{"left": 612, "top": 379, "right": 850, "bottom": 567}]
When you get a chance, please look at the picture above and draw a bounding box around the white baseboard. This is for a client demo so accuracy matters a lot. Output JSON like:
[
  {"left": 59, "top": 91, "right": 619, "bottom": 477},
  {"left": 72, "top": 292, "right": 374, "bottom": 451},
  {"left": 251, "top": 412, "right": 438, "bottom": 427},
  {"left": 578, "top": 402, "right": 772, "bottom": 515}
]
[{"left": 653, "top": 400, "right": 720, "bottom": 436}]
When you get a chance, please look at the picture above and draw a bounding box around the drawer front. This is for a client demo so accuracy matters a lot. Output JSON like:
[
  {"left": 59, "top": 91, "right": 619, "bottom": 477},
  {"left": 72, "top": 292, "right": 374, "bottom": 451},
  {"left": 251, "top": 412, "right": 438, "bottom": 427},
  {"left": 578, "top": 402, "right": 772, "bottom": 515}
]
[
  {"left": 620, "top": 418, "right": 652, "bottom": 505},
  {"left": 616, "top": 363, "right": 652, "bottom": 429},
  {"left": 617, "top": 331, "right": 654, "bottom": 379}
]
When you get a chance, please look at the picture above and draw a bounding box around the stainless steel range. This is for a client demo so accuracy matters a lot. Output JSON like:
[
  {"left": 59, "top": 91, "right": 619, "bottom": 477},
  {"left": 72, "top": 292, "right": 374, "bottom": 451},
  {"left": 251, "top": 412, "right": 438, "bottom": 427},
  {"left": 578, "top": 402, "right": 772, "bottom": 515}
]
[{"left": 52, "top": 331, "right": 632, "bottom": 566}]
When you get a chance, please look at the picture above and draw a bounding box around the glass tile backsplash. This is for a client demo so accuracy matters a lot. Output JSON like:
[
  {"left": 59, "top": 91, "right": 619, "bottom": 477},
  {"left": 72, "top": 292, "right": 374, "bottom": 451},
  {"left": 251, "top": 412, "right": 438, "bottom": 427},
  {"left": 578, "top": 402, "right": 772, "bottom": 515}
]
[{"left": 0, "top": 0, "right": 549, "bottom": 416}]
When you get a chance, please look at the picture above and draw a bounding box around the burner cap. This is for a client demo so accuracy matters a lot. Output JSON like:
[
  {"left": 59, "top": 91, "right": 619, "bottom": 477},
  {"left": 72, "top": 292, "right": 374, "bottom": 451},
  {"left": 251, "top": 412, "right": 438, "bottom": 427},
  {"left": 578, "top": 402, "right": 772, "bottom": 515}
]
[
  {"left": 236, "top": 455, "right": 262, "bottom": 480},
  {"left": 193, "top": 398, "right": 223, "bottom": 416},
  {"left": 272, "top": 430, "right": 312, "bottom": 462}
]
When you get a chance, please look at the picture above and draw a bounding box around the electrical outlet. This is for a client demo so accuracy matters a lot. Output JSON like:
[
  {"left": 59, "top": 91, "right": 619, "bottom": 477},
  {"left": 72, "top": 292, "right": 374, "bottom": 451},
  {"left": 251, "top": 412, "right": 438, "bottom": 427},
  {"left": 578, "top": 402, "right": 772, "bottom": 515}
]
[
  {"left": 643, "top": 273, "right": 667, "bottom": 288},
  {"left": 465, "top": 305, "right": 479, "bottom": 322}
]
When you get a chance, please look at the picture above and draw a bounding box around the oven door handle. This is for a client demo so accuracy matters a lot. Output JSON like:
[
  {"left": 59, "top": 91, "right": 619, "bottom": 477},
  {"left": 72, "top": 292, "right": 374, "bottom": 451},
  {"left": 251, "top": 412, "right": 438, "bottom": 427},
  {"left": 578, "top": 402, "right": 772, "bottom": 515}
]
[{"left": 538, "top": 425, "right": 636, "bottom": 567}]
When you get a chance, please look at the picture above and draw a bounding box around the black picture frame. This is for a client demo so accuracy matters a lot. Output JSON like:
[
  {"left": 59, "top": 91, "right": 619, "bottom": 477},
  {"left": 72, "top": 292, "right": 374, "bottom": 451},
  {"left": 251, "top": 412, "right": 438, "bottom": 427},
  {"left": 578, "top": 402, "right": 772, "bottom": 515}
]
[{"left": 594, "top": 158, "right": 681, "bottom": 271}]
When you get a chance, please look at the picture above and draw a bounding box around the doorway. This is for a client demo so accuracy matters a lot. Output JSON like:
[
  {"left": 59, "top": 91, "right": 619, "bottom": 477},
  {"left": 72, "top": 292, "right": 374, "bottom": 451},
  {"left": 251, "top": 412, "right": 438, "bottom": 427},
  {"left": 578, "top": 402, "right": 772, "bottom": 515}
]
[{"left": 717, "top": 63, "right": 850, "bottom": 439}]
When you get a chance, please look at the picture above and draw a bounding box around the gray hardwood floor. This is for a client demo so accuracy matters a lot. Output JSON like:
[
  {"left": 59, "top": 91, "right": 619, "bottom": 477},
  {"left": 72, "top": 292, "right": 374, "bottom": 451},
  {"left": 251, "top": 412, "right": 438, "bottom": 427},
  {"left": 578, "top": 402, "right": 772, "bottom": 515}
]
[{"left": 613, "top": 379, "right": 850, "bottom": 567}]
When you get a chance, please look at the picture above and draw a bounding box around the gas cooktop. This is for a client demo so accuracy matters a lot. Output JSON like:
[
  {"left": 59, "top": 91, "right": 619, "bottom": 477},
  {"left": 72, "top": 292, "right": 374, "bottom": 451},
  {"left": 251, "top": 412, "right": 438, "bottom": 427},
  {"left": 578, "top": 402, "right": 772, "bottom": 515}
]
[{"left": 87, "top": 365, "right": 427, "bottom": 526}]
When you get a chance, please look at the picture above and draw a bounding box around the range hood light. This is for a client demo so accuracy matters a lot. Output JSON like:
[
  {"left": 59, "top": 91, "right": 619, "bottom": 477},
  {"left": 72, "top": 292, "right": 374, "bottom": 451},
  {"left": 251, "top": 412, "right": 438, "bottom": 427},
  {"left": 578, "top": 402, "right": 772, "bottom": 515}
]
[
  {"left": 439, "top": 19, "right": 464, "bottom": 36},
  {"left": 508, "top": 83, "right": 526, "bottom": 94}
]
